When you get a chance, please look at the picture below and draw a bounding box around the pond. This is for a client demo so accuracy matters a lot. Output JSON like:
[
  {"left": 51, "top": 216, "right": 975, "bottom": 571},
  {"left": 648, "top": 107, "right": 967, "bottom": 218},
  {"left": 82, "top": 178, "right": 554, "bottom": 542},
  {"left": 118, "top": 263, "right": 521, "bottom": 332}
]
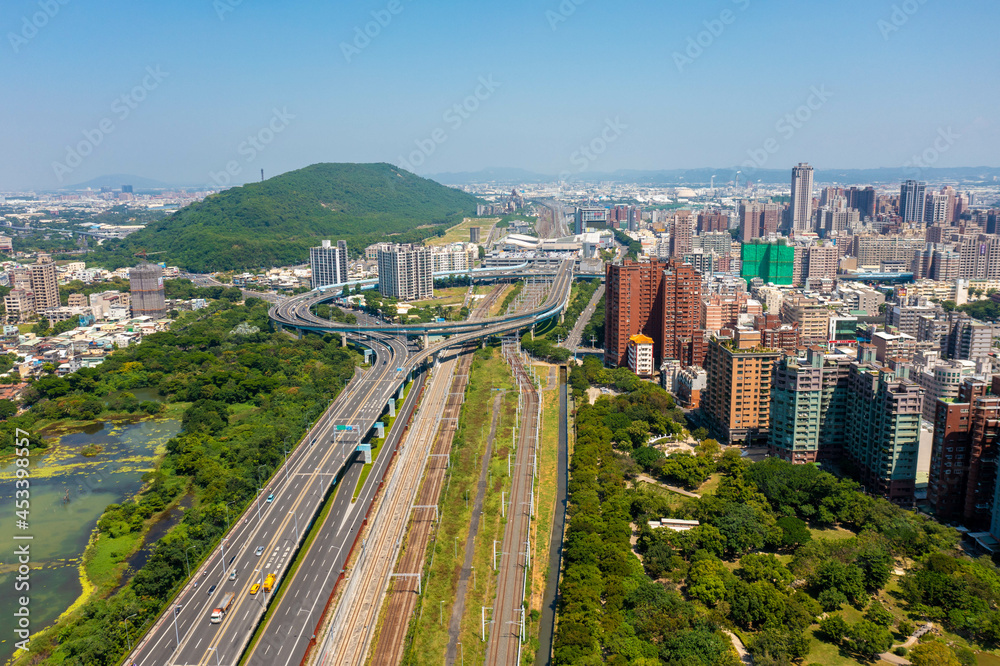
[{"left": 0, "top": 417, "right": 181, "bottom": 662}]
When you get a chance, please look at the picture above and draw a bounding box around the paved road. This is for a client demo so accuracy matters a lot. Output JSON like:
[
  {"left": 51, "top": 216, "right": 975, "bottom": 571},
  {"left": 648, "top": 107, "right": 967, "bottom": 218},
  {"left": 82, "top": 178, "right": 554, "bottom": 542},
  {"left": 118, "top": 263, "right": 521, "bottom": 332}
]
[
  {"left": 125, "top": 333, "right": 411, "bottom": 666},
  {"left": 180, "top": 272, "right": 285, "bottom": 304},
  {"left": 561, "top": 284, "right": 604, "bottom": 351},
  {"left": 244, "top": 369, "right": 424, "bottom": 666},
  {"left": 128, "top": 264, "right": 574, "bottom": 666}
]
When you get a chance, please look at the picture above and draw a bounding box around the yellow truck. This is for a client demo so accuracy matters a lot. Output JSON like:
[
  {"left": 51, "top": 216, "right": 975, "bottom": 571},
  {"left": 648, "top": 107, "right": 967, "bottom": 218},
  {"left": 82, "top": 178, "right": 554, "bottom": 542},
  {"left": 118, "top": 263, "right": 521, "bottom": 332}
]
[{"left": 263, "top": 573, "right": 276, "bottom": 593}]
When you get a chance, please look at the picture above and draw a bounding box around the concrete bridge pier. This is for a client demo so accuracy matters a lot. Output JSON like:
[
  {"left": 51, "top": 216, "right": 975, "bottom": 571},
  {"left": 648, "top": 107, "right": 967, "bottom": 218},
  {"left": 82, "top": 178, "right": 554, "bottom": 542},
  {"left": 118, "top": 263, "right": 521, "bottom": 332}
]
[
  {"left": 340, "top": 332, "right": 347, "bottom": 347},
  {"left": 398, "top": 383, "right": 404, "bottom": 400},
  {"left": 422, "top": 333, "right": 428, "bottom": 349},
  {"left": 387, "top": 398, "right": 396, "bottom": 417}
]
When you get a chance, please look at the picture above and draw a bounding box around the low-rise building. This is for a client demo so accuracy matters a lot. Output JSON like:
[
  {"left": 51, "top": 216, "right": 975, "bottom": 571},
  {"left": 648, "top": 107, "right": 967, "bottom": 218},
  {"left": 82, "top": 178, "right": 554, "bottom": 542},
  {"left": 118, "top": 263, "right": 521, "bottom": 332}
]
[{"left": 627, "top": 334, "right": 654, "bottom": 377}]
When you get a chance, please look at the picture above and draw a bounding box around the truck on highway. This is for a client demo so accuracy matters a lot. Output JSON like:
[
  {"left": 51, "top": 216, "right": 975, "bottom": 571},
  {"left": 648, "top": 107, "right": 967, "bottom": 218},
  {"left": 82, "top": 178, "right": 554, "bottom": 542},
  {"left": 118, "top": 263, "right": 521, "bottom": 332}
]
[
  {"left": 263, "top": 573, "right": 276, "bottom": 593},
  {"left": 210, "top": 592, "right": 235, "bottom": 623}
]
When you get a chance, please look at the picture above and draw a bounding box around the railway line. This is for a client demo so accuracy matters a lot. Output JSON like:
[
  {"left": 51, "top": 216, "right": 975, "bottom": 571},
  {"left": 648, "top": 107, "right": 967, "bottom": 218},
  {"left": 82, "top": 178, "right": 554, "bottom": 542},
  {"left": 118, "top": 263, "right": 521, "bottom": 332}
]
[
  {"left": 130, "top": 264, "right": 572, "bottom": 666},
  {"left": 485, "top": 338, "right": 541, "bottom": 665},
  {"left": 314, "top": 354, "right": 459, "bottom": 665},
  {"left": 366, "top": 285, "right": 504, "bottom": 665}
]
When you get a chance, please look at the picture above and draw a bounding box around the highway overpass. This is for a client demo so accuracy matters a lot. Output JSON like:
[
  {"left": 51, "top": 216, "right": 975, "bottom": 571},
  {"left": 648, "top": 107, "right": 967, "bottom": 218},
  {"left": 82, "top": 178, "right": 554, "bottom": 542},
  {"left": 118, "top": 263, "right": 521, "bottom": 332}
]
[{"left": 127, "top": 261, "right": 574, "bottom": 666}]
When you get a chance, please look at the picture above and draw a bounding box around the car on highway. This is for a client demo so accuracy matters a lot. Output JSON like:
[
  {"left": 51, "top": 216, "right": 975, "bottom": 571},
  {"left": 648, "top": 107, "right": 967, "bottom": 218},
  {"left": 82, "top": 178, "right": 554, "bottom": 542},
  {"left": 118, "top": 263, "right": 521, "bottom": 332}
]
[
  {"left": 255, "top": 546, "right": 265, "bottom": 556},
  {"left": 249, "top": 582, "right": 260, "bottom": 595},
  {"left": 207, "top": 584, "right": 216, "bottom": 595},
  {"left": 229, "top": 568, "right": 238, "bottom": 581},
  {"left": 266, "top": 493, "right": 275, "bottom": 503}
]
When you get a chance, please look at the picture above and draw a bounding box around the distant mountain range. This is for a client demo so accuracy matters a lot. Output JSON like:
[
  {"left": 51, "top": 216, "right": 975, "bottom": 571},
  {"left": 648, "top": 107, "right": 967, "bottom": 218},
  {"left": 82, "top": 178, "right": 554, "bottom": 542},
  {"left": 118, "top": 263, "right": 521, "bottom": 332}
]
[
  {"left": 89, "top": 163, "right": 479, "bottom": 272},
  {"left": 429, "top": 166, "right": 1000, "bottom": 186},
  {"left": 65, "top": 174, "right": 174, "bottom": 191}
]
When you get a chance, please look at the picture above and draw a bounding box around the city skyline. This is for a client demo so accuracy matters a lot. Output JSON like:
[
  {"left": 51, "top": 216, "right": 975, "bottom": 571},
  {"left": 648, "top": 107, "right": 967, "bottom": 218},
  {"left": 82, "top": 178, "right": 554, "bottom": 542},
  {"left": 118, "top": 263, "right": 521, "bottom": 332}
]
[{"left": 2, "top": 0, "right": 998, "bottom": 190}]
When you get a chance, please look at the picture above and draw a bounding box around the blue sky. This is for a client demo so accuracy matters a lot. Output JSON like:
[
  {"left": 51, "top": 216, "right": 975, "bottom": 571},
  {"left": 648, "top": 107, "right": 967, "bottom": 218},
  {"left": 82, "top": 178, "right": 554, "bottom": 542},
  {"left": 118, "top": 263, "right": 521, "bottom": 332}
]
[{"left": 1, "top": 0, "right": 997, "bottom": 189}]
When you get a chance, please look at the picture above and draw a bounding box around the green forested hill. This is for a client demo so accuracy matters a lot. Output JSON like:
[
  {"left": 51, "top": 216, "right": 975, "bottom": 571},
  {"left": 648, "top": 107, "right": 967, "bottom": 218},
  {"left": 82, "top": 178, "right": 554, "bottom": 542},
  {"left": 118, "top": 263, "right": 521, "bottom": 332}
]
[{"left": 93, "top": 163, "right": 479, "bottom": 271}]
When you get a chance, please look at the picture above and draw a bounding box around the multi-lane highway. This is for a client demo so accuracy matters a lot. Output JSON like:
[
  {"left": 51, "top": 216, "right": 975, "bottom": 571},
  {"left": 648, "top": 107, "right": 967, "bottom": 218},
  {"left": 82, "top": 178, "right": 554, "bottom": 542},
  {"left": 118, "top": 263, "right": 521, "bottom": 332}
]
[
  {"left": 129, "top": 261, "right": 574, "bottom": 666},
  {"left": 126, "top": 333, "right": 412, "bottom": 666}
]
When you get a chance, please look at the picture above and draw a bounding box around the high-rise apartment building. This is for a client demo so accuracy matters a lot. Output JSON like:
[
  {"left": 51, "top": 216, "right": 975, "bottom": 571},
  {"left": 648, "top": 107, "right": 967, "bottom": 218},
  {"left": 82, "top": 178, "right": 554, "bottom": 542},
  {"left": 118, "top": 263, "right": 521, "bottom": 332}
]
[
  {"left": 3, "top": 289, "right": 35, "bottom": 319},
  {"left": 957, "top": 235, "right": 1000, "bottom": 280},
  {"left": 604, "top": 257, "right": 705, "bottom": 369},
  {"left": 738, "top": 201, "right": 783, "bottom": 241},
  {"left": 662, "top": 259, "right": 705, "bottom": 367},
  {"left": 928, "top": 377, "right": 1000, "bottom": 528},
  {"left": 30, "top": 253, "right": 59, "bottom": 310},
  {"left": 770, "top": 348, "right": 852, "bottom": 464},
  {"left": 945, "top": 315, "right": 994, "bottom": 361},
  {"left": 900, "top": 179, "right": 927, "bottom": 223},
  {"left": 310, "top": 240, "right": 348, "bottom": 289},
  {"left": 790, "top": 163, "right": 815, "bottom": 233},
  {"left": 780, "top": 296, "right": 831, "bottom": 344},
  {"left": 697, "top": 210, "right": 728, "bottom": 233},
  {"left": 130, "top": 262, "right": 167, "bottom": 319},
  {"left": 845, "top": 347, "right": 924, "bottom": 504},
  {"left": 377, "top": 244, "right": 433, "bottom": 301},
  {"left": 846, "top": 186, "right": 877, "bottom": 220},
  {"left": 804, "top": 245, "right": 839, "bottom": 282},
  {"left": 702, "top": 330, "right": 782, "bottom": 445},
  {"left": 851, "top": 235, "right": 926, "bottom": 269},
  {"left": 670, "top": 210, "right": 694, "bottom": 257},
  {"left": 739, "top": 201, "right": 764, "bottom": 242},
  {"left": 924, "top": 192, "right": 949, "bottom": 225},
  {"left": 604, "top": 258, "right": 665, "bottom": 367},
  {"left": 914, "top": 360, "right": 977, "bottom": 421}
]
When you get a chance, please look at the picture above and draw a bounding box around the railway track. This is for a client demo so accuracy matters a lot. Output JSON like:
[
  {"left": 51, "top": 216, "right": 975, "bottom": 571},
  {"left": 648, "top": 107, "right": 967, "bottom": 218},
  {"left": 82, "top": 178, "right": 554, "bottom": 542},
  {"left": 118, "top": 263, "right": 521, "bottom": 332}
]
[
  {"left": 366, "top": 287, "right": 504, "bottom": 665},
  {"left": 484, "top": 338, "right": 541, "bottom": 665},
  {"left": 315, "top": 355, "right": 459, "bottom": 665}
]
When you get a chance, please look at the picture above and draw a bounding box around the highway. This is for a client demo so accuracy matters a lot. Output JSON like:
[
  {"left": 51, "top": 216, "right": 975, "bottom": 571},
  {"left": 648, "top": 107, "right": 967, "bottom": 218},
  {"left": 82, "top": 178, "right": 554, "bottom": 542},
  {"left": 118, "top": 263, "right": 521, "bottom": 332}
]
[
  {"left": 125, "top": 332, "right": 413, "bottom": 666},
  {"left": 269, "top": 260, "right": 574, "bottom": 338},
  {"left": 130, "top": 262, "right": 573, "bottom": 666}
]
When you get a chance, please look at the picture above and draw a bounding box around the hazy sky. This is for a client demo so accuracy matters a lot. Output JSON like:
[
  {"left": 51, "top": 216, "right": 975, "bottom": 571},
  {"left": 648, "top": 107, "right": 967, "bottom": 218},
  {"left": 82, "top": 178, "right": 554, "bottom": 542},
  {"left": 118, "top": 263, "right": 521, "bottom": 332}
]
[{"left": 2, "top": 0, "right": 998, "bottom": 189}]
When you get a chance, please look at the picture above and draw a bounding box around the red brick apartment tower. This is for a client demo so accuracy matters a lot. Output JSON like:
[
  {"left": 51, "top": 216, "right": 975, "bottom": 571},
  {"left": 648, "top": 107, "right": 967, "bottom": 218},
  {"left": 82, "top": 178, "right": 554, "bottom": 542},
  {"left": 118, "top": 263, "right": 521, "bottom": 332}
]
[
  {"left": 604, "top": 258, "right": 665, "bottom": 367},
  {"left": 662, "top": 259, "right": 705, "bottom": 367}
]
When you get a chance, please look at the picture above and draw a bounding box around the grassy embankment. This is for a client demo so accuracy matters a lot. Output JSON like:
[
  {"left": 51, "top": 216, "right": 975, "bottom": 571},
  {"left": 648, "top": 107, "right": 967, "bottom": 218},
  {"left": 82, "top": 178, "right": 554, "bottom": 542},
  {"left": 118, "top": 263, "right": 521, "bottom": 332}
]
[
  {"left": 401, "top": 347, "right": 516, "bottom": 664},
  {"left": 425, "top": 217, "right": 499, "bottom": 247}
]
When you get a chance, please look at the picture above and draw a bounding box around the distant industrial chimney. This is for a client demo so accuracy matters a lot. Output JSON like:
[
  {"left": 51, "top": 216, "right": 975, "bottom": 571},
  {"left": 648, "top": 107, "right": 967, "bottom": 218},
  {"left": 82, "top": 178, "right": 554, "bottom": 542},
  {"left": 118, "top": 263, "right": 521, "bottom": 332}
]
[{"left": 261, "top": 169, "right": 264, "bottom": 182}]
